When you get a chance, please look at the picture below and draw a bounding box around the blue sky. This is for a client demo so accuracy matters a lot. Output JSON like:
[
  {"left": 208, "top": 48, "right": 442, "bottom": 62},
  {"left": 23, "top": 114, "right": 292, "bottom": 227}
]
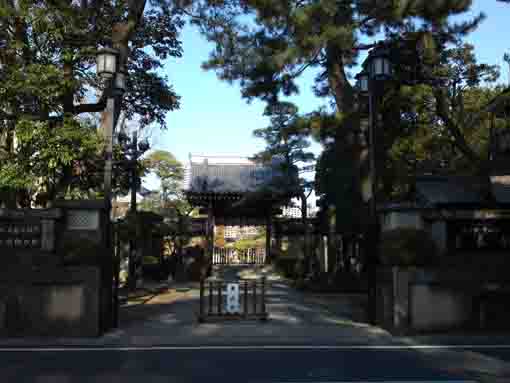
[{"left": 146, "top": 0, "right": 509, "bottom": 177}]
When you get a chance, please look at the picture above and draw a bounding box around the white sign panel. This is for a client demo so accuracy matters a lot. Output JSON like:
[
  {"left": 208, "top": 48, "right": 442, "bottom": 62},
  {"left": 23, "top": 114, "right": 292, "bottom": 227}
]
[{"left": 224, "top": 283, "right": 240, "bottom": 314}]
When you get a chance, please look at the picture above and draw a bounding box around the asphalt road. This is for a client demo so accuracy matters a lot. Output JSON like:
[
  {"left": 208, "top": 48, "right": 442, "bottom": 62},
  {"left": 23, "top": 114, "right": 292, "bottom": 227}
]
[{"left": 1, "top": 346, "right": 510, "bottom": 383}]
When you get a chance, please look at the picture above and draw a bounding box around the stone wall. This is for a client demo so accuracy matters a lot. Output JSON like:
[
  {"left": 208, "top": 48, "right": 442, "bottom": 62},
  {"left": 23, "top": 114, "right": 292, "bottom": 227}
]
[
  {"left": 376, "top": 267, "right": 510, "bottom": 333},
  {"left": 1, "top": 200, "right": 111, "bottom": 337},
  {"left": 381, "top": 211, "right": 424, "bottom": 232},
  {"left": 379, "top": 208, "right": 448, "bottom": 255},
  {"left": 0, "top": 267, "right": 100, "bottom": 337}
]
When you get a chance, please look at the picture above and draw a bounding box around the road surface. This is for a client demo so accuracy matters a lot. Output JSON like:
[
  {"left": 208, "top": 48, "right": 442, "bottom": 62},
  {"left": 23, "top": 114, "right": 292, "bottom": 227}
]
[{"left": 2, "top": 345, "right": 510, "bottom": 382}]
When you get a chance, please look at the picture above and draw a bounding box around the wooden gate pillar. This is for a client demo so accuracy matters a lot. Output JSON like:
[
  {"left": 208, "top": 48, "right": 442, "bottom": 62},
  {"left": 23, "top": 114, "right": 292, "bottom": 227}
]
[
  {"left": 206, "top": 201, "right": 215, "bottom": 262},
  {"left": 265, "top": 210, "right": 272, "bottom": 264}
]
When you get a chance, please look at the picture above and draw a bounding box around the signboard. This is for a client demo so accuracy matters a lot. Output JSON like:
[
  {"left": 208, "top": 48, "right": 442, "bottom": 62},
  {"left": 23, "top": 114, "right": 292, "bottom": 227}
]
[{"left": 224, "top": 283, "right": 240, "bottom": 314}]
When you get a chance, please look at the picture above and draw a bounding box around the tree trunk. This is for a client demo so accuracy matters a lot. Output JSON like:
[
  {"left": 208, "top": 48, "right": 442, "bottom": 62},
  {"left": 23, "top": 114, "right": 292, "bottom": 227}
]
[
  {"left": 325, "top": 44, "right": 366, "bottom": 234},
  {"left": 300, "top": 194, "right": 310, "bottom": 275}
]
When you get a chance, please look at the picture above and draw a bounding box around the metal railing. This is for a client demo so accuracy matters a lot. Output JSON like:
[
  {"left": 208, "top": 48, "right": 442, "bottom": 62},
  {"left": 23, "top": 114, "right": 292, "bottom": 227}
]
[
  {"left": 199, "top": 277, "right": 268, "bottom": 322},
  {"left": 212, "top": 247, "right": 266, "bottom": 265}
]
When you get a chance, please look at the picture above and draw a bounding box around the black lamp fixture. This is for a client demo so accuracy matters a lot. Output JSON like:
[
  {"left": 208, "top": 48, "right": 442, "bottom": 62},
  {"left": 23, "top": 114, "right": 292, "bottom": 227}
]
[
  {"left": 366, "top": 45, "right": 393, "bottom": 81},
  {"left": 97, "top": 47, "right": 127, "bottom": 95},
  {"left": 96, "top": 47, "right": 119, "bottom": 79},
  {"left": 355, "top": 70, "right": 369, "bottom": 93}
]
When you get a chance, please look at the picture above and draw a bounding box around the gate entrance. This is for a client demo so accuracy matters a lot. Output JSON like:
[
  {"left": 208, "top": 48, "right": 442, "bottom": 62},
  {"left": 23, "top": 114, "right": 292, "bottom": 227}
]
[{"left": 184, "top": 154, "right": 289, "bottom": 269}]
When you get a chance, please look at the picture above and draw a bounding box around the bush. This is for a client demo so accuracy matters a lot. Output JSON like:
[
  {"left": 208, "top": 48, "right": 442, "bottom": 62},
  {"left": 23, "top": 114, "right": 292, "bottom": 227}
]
[
  {"left": 273, "top": 256, "right": 299, "bottom": 279},
  {"left": 379, "top": 228, "right": 439, "bottom": 267},
  {"left": 59, "top": 235, "right": 104, "bottom": 266},
  {"left": 142, "top": 256, "right": 159, "bottom": 265}
]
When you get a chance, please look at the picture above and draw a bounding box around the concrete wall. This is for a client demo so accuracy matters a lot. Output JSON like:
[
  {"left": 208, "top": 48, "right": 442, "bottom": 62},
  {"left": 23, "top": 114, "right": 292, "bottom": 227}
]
[
  {"left": 1, "top": 200, "right": 110, "bottom": 337},
  {"left": 411, "top": 284, "right": 472, "bottom": 330},
  {"left": 377, "top": 267, "right": 477, "bottom": 333},
  {"left": 380, "top": 210, "right": 448, "bottom": 255},
  {"left": 381, "top": 211, "right": 424, "bottom": 232},
  {"left": 0, "top": 267, "right": 100, "bottom": 337},
  {"left": 430, "top": 221, "right": 447, "bottom": 255}
]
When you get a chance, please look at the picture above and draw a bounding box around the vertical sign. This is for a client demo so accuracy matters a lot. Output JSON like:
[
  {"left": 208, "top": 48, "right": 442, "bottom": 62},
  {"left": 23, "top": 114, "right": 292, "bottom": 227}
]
[{"left": 225, "top": 283, "right": 240, "bottom": 314}]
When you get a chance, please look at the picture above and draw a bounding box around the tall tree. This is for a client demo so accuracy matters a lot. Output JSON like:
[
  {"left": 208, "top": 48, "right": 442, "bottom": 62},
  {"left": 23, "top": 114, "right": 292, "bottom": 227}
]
[
  {"left": 145, "top": 150, "right": 184, "bottom": 209},
  {"left": 382, "top": 41, "right": 506, "bottom": 201},
  {"left": 0, "top": 1, "right": 183, "bottom": 205},
  {"left": 183, "top": 0, "right": 484, "bottom": 233},
  {"left": 253, "top": 101, "right": 316, "bottom": 272}
]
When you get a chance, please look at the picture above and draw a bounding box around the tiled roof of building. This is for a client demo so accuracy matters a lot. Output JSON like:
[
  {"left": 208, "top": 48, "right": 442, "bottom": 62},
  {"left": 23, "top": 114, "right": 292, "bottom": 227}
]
[
  {"left": 184, "top": 154, "right": 282, "bottom": 194},
  {"left": 490, "top": 175, "right": 510, "bottom": 203},
  {"left": 415, "top": 175, "right": 510, "bottom": 206}
]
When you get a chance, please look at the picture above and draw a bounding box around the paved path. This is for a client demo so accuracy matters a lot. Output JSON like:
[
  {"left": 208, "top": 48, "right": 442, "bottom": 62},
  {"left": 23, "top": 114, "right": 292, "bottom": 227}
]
[
  {"left": 212, "top": 265, "right": 367, "bottom": 325},
  {"left": 117, "top": 265, "right": 368, "bottom": 332}
]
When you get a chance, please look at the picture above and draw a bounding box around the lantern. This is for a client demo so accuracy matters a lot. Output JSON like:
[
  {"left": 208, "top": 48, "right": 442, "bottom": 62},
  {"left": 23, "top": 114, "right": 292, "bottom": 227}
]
[{"left": 96, "top": 47, "right": 118, "bottom": 79}]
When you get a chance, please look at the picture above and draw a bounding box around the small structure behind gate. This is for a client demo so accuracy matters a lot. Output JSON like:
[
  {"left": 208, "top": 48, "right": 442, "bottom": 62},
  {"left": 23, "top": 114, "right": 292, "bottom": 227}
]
[{"left": 199, "top": 277, "right": 268, "bottom": 322}]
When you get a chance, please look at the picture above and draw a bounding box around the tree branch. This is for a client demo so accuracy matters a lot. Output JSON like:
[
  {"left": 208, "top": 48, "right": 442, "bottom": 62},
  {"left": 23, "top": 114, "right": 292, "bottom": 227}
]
[
  {"left": 464, "top": 86, "right": 510, "bottom": 132},
  {"left": 433, "top": 87, "right": 483, "bottom": 164},
  {"left": 73, "top": 99, "right": 107, "bottom": 115}
]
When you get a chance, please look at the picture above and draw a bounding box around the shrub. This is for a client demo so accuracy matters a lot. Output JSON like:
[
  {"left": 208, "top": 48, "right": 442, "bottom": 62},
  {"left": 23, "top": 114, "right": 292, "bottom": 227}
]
[
  {"left": 379, "top": 228, "right": 439, "bottom": 267},
  {"left": 142, "top": 256, "right": 159, "bottom": 265},
  {"left": 59, "top": 235, "right": 104, "bottom": 266},
  {"left": 273, "top": 256, "right": 299, "bottom": 279}
]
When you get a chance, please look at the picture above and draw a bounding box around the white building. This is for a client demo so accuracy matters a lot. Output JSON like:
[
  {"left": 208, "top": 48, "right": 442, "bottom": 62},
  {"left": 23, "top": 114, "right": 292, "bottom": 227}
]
[
  {"left": 224, "top": 225, "right": 260, "bottom": 240},
  {"left": 280, "top": 199, "right": 319, "bottom": 219}
]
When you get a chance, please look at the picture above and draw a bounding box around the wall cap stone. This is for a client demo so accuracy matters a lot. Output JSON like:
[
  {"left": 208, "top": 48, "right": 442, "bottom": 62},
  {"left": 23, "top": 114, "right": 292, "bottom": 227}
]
[{"left": 0, "top": 208, "right": 62, "bottom": 220}]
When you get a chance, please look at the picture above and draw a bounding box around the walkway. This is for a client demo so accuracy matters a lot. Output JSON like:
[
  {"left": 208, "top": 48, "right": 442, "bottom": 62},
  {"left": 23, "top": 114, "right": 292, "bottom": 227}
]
[{"left": 103, "top": 265, "right": 380, "bottom": 346}]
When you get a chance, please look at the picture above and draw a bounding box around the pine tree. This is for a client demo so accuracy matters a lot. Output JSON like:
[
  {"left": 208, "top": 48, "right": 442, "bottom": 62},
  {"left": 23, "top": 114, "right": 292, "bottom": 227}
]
[
  {"left": 184, "top": 0, "right": 485, "bottom": 232},
  {"left": 252, "top": 101, "right": 316, "bottom": 273}
]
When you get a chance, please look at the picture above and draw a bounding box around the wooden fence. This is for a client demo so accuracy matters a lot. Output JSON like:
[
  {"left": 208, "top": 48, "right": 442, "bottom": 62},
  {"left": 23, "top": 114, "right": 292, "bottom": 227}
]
[{"left": 199, "top": 278, "right": 268, "bottom": 322}]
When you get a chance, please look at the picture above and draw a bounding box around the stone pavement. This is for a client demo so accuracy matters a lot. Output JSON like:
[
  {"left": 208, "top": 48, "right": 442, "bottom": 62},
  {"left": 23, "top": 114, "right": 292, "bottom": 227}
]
[{"left": 117, "top": 265, "right": 370, "bottom": 337}]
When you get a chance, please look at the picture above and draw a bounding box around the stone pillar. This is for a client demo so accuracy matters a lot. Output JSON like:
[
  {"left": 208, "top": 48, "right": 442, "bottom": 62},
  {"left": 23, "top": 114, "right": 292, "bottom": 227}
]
[
  {"left": 328, "top": 205, "right": 336, "bottom": 273},
  {"left": 323, "top": 235, "right": 329, "bottom": 273},
  {"left": 275, "top": 222, "right": 282, "bottom": 252},
  {"left": 54, "top": 200, "right": 110, "bottom": 333},
  {"left": 206, "top": 201, "right": 214, "bottom": 262},
  {"left": 393, "top": 267, "right": 411, "bottom": 331},
  {"left": 41, "top": 219, "right": 56, "bottom": 252},
  {"left": 265, "top": 211, "right": 272, "bottom": 264}
]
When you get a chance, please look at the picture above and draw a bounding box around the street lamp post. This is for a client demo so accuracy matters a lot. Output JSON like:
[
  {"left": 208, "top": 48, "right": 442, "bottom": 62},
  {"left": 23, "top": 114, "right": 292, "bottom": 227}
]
[
  {"left": 119, "top": 130, "right": 150, "bottom": 291},
  {"left": 356, "top": 45, "right": 393, "bottom": 325},
  {"left": 96, "top": 47, "right": 127, "bottom": 330}
]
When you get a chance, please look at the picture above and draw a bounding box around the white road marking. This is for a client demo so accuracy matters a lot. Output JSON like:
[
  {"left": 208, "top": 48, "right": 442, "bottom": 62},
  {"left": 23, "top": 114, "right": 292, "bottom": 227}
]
[
  {"left": 269, "top": 381, "right": 477, "bottom": 383},
  {"left": 269, "top": 381, "right": 478, "bottom": 383},
  {"left": 0, "top": 344, "right": 509, "bottom": 352}
]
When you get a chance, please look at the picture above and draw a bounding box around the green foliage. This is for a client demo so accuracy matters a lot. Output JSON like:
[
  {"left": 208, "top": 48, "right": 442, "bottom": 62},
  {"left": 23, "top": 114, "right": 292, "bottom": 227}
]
[
  {"left": 232, "top": 230, "right": 266, "bottom": 251},
  {"left": 192, "top": 0, "right": 479, "bottom": 103},
  {"left": 0, "top": 1, "right": 183, "bottom": 128},
  {"left": 380, "top": 41, "right": 506, "bottom": 200},
  {"left": 273, "top": 256, "right": 300, "bottom": 279},
  {"left": 59, "top": 235, "right": 104, "bottom": 266},
  {"left": 0, "top": 0, "right": 184, "bottom": 203},
  {"left": 145, "top": 150, "right": 184, "bottom": 207},
  {"left": 143, "top": 256, "right": 159, "bottom": 265},
  {"left": 252, "top": 101, "right": 315, "bottom": 206},
  {"left": 189, "top": 0, "right": 481, "bottom": 233},
  {"left": 0, "top": 117, "right": 101, "bottom": 202},
  {"left": 379, "top": 228, "right": 439, "bottom": 267}
]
